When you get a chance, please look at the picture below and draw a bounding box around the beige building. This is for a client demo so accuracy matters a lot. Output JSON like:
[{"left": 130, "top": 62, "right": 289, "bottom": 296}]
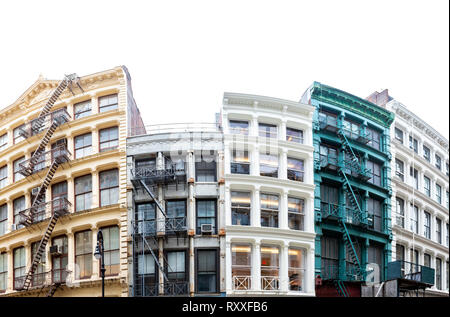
[{"left": 0, "top": 66, "right": 144, "bottom": 297}]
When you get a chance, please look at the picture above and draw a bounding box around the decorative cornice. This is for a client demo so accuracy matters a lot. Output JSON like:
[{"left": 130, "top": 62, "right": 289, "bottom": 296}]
[{"left": 309, "top": 82, "right": 395, "bottom": 128}]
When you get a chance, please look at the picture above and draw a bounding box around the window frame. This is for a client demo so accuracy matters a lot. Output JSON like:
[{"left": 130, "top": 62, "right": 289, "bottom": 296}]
[
  {"left": 394, "top": 128, "right": 403, "bottom": 143},
  {"left": 287, "top": 157, "right": 304, "bottom": 182},
  {"left": 260, "top": 193, "right": 279, "bottom": 228},
  {"left": 286, "top": 127, "right": 304, "bottom": 144},
  {"left": 195, "top": 248, "right": 219, "bottom": 294},
  {"left": 74, "top": 174, "right": 92, "bottom": 212},
  {"left": 195, "top": 159, "right": 217, "bottom": 182},
  {"left": 13, "top": 246, "right": 26, "bottom": 290},
  {"left": 13, "top": 156, "right": 25, "bottom": 182},
  {"left": 74, "top": 133, "right": 92, "bottom": 159},
  {"left": 231, "top": 149, "right": 250, "bottom": 175},
  {"left": 196, "top": 199, "right": 217, "bottom": 235},
  {"left": 229, "top": 120, "right": 249, "bottom": 135},
  {"left": 288, "top": 197, "right": 305, "bottom": 231},
  {"left": 99, "top": 169, "right": 119, "bottom": 207},
  {"left": 98, "top": 94, "right": 119, "bottom": 113},
  {"left": 231, "top": 191, "right": 251, "bottom": 226},
  {"left": 100, "top": 226, "right": 120, "bottom": 276},
  {"left": 73, "top": 100, "right": 92, "bottom": 120},
  {"left": 0, "top": 165, "right": 7, "bottom": 189},
  {"left": 0, "top": 133, "right": 7, "bottom": 152},
  {"left": 74, "top": 230, "right": 92, "bottom": 280}
]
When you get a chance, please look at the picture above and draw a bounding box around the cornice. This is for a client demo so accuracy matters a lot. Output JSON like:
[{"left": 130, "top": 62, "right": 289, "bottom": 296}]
[
  {"left": 310, "top": 82, "right": 395, "bottom": 128},
  {"left": 389, "top": 100, "right": 449, "bottom": 151}
]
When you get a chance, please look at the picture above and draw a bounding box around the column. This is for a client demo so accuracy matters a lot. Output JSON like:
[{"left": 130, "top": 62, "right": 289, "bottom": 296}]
[
  {"left": 251, "top": 115, "right": 259, "bottom": 137},
  {"left": 253, "top": 242, "right": 261, "bottom": 291},
  {"left": 7, "top": 200, "right": 13, "bottom": 233},
  {"left": 223, "top": 143, "right": 230, "bottom": 175},
  {"left": 67, "top": 232, "right": 75, "bottom": 281},
  {"left": 280, "top": 149, "right": 287, "bottom": 180},
  {"left": 225, "top": 241, "right": 232, "bottom": 293},
  {"left": 91, "top": 227, "right": 99, "bottom": 279},
  {"left": 280, "top": 190, "right": 289, "bottom": 230},
  {"left": 307, "top": 247, "right": 315, "bottom": 294},
  {"left": 91, "top": 95, "right": 99, "bottom": 115},
  {"left": 252, "top": 146, "right": 260, "bottom": 176},
  {"left": 280, "top": 244, "right": 289, "bottom": 292},
  {"left": 7, "top": 249, "right": 13, "bottom": 291},
  {"left": 280, "top": 120, "right": 287, "bottom": 142},
  {"left": 224, "top": 186, "right": 231, "bottom": 226},
  {"left": 189, "top": 237, "right": 195, "bottom": 296},
  {"left": 91, "top": 171, "right": 99, "bottom": 210},
  {"left": 252, "top": 188, "right": 260, "bottom": 228},
  {"left": 92, "top": 129, "right": 99, "bottom": 154}
]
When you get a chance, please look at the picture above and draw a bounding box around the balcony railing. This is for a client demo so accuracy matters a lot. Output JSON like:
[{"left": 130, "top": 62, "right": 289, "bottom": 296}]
[
  {"left": 15, "top": 269, "right": 71, "bottom": 291},
  {"left": 131, "top": 164, "right": 186, "bottom": 184},
  {"left": 133, "top": 217, "right": 187, "bottom": 236},
  {"left": 322, "top": 264, "right": 364, "bottom": 282},
  {"left": 18, "top": 197, "right": 71, "bottom": 226},
  {"left": 129, "top": 123, "right": 221, "bottom": 137},
  {"left": 19, "top": 108, "right": 71, "bottom": 139},
  {"left": 387, "top": 260, "right": 435, "bottom": 286},
  {"left": 232, "top": 276, "right": 252, "bottom": 290},
  {"left": 164, "top": 281, "right": 189, "bottom": 296},
  {"left": 231, "top": 162, "right": 250, "bottom": 174},
  {"left": 18, "top": 146, "right": 71, "bottom": 177},
  {"left": 318, "top": 115, "right": 338, "bottom": 132},
  {"left": 261, "top": 276, "right": 280, "bottom": 291},
  {"left": 321, "top": 203, "right": 368, "bottom": 227}
]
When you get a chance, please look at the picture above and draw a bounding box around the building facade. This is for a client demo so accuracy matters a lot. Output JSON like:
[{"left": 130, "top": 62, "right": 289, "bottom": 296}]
[
  {"left": 368, "top": 90, "right": 449, "bottom": 297},
  {"left": 221, "top": 93, "right": 316, "bottom": 296},
  {"left": 0, "top": 66, "right": 144, "bottom": 297},
  {"left": 302, "top": 82, "right": 395, "bottom": 297},
  {"left": 127, "top": 124, "right": 226, "bottom": 296}
]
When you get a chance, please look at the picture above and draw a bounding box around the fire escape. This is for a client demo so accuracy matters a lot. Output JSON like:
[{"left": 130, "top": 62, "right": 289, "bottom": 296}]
[
  {"left": 314, "top": 111, "right": 373, "bottom": 296},
  {"left": 131, "top": 155, "right": 188, "bottom": 296},
  {"left": 15, "top": 74, "right": 83, "bottom": 295}
]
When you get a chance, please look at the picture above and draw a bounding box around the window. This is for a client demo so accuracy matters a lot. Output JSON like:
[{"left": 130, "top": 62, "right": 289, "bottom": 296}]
[
  {"left": 260, "top": 193, "right": 279, "bottom": 228},
  {"left": 395, "top": 197, "right": 405, "bottom": 228},
  {"left": 286, "top": 127, "right": 303, "bottom": 143},
  {"left": 368, "top": 244, "right": 384, "bottom": 280},
  {"left": 288, "top": 248, "right": 304, "bottom": 291},
  {"left": 260, "top": 153, "right": 278, "bottom": 178},
  {"left": 0, "top": 204, "right": 6, "bottom": 235},
  {"left": 74, "top": 100, "right": 92, "bottom": 119},
  {"left": 394, "top": 128, "right": 403, "bottom": 143},
  {"left": 75, "top": 175, "right": 92, "bottom": 212},
  {"left": 231, "top": 191, "right": 250, "bottom": 226},
  {"left": 446, "top": 162, "right": 449, "bottom": 176},
  {"left": 231, "top": 244, "right": 252, "bottom": 290},
  {"left": 318, "top": 110, "right": 338, "bottom": 129},
  {"left": 288, "top": 197, "right": 305, "bottom": 231},
  {"left": 410, "top": 204, "right": 418, "bottom": 234},
  {"left": 231, "top": 149, "right": 250, "bottom": 174},
  {"left": 366, "top": 127, "right": 381, "bottom": 151},
  {"left": 321, "top": 236, "right": 339, "bottom": 280},
  {"left": 0, "top": 133, "right": 7, "bottom": 151},
  {"left": 51, "top": 236, "right": 68, "bottom": 284},
  {"left": 196, "top": 249, "right": 218, "bottom": 293},
  {"left": 320, "top": 184, "right": 339, "bottom": 216},
  {"left": 31, "top": 241, "right": 46, "bottom": 286},
  {"left": 423, "top": 145, "right": 431, "bottom": 162},
  {"left": 447, "top": 223, "right": 449, "bottom": 247},
  {"left": 261, "top": 246, "right": 280, "bottom": 290},
  {"left": 99, "top": 127, "right": 118, "bottom": 152},
  {"left": 395, "top": 159, "right": 404, "bottom": 181},
  {"left": 424, "top": 176, "right": 431, "bottom": 197},
  {"left": 102, "top": 226, "right": 120, "bottom": 276},
  {"left": 424, "top": 253, "right": 431, "bottom": 268},
  {"left": 13, "top": 125, "right": 25, "bottom": 144},
  {"left": 166, "top": 200, "right": 187, "bottom": 230},
  {"left": 13, "top": 156, "right": 25, "bottom": 182},
  {"left": 74, "top": 133, "right": 92, "bottom": 159},
  {"left": 319, "top": 144, "right": 338, "bottom": 169},
  {"left": 229, "top": 120, "right": 249, "bottom": 135},
  {"left": 435, "top": 154, "right": 441, "bottom": 170},
  {"left": 367, "top": 197, "right": 382, "bottom": 232},
  {"left": 410, "top": 167, "right": 418, "bottom": 190},
  {"left": 259, "top": 123, "right": 277, "bottom": 139},
  {"left": 195, "top": 159, "right": 216, "bottom": 182},
  {"left": 137, "top": 253, "right": 156, "bottom": 289},
  {"left": 410, "top": 249, "right": 419, "bottom": 267},
  {"left": 52, "top": 181, "right": 68, "bottom": 213},
  {"left": 0, "top": 165, "right": 7, "bottom": 189},
  {"left": 196, "top": 200, "right": 216, "bottom": 234},
  {"left": 367, "top": 160, "right": 381, "bottom": 186},
  {"left": 436, "top": 218, "right": 442, "bottom": 244},
  {"left": 13, "top": 247, "right": 25, "bottom": 290},
  {"left": 424, "top": 212, "right": 431, "bottom": 239},
  {"left": 287, "top": 157, "right": 304, "bottom": 182},
  {"left": 136, "top": 203, "right": 156, "bottom": 235},
  {"left": 166, "top": 251, "right": 186, "bottom": 281},
  {"left": 75, "top": 230, "right": 92, "bottom": 279},
  {"left": 396, "top": 244, "right": 405, "bottom": 262},
  {"left": 13, "top": 196, "right": 25, "bottom": 228},
  {"left": 99, "top": 94, "right": 118, "bottom": 112},
  {"left": 30, "top": 186, "right": 46, "bottom": 223},
  {"left": 100, "top": 169, "right": 119, "bottom": 207},
  {"left": 343, "top": 119, "right": 360, "bottom": 140},
  {"left": 409, "top": 136, "right": 418, "bottom": 153},
  {"left": 0, "top": 253, "right": 6, "bottom": 292},
  {"left": 436, "top": 258, "right": 442, "bottom": 290},
  {"left": 436, "top": 184, "right": 442, "bottom": 204}
]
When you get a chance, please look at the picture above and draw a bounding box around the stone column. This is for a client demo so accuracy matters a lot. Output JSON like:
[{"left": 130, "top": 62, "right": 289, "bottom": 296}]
[
  {"left": 253, "top": 242, "right": 261, "bottom": 291},
  {"left": 280, "top": 244, "right": 289, "bottom": 292},
  {"left": 91, "top": 171, "right": 99, "bottom": 210},
  {"left": 67, "top": 232, "right": 75, "bottom": 280},
  {"left": 91, "top": 227, "right": 99, "bottom": 279},
  {"left": 280, "top": 190, "right": 289, "bottom": 230},
  {"left": 280, "top": 149, "right": 288, "bottom": 180},
  {"left": 307, "top": 247, "right": 315, "bottom": 294},
  {"left": 252, "top": 188, "right": 261, "bottom": 228},
  {"left": 225, "top": 241, "right": 232, "bottom": 293}
]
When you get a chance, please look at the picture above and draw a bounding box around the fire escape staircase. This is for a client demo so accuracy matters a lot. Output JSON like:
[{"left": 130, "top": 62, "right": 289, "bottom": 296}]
[{"left": 16, "top": 74, "right": 81, "bottom": 292}]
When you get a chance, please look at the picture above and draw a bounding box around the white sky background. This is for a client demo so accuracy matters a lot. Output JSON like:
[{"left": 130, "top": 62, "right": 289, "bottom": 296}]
[{"left": 0, "top": 0, "right": 448, "bottom": 139}]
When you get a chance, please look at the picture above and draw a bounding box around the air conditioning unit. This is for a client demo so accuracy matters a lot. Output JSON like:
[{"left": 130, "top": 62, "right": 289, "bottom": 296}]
[
  {"left": 32, "top": 187, "right": 40, "bottom": 196},
  {"left": 11, "top": 224, "right": 17, "bottom": 231},
  {"left": 201, "top": 224, "right": 213, "bottom": 235},
  {"left": 49, "top": 245, "right": 62, "bottom": 256}
]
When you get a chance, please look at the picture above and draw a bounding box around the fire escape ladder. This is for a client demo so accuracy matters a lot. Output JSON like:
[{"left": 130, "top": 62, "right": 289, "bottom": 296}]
[
  {"left": 334, "top": 280, "right": 350, "bottom": 297},
  {"left": 21, "top": 210, "right": 63, "bottom": 291},
  {"left": 339, "top": 220, "right": 364, "bottom": 280},
  {"left": 142, "top": 235, "right": 170, "bottom": 283},
  {"left": 46, "top": 283, "right": 61, "bottom": 297}
]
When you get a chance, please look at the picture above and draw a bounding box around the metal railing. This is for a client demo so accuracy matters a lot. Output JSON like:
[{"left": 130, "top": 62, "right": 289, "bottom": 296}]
[
  {"left": 164, "top": 281, "right": 189, "bottom": 296},
  {"left": 15, "top": 269, "right": 71, "bottom": 290},
  {"left": 387, "top": 260, "right": 435, "bottom": 286},
  {"left": 18, "top": 146, "right": 71, "bottom": 177},
  {"left": 18, "top": 197, "right": 71, "bottom": 226},
  {"left": 129, "top": 123, "right": 221, "bottom": 137},
  {"left": 232, "top": 276, "right": 252, "bottom": 290},
  {"left": 261, "top": 276, "right": 280, "bottom": 291},
  {"left": 19, "top": 108, "right": 71, "bottom": 139},
  {"left": 131, "top": 164, "right": 186, "bottom": 183},
  {"left": 133, "top": 217, "right": 187, "bottom": 236}
]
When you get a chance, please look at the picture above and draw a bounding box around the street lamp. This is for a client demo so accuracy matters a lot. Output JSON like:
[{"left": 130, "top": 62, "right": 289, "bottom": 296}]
[{"left": 94, "top": 230, "right": 105, "bottom": 297}]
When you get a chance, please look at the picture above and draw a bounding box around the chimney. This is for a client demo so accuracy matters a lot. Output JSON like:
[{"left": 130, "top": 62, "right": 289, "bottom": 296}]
[{"left": 366, "top": 89, "right": 391, "bottom": 107}]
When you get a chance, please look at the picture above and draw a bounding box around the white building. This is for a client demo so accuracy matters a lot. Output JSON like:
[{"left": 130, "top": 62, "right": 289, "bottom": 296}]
[
  {"left": 220, "top": 93, "right": 316, "bottom": 296},
  {"left": 369, "top": 90, "right": 449, "bottom": 297}
]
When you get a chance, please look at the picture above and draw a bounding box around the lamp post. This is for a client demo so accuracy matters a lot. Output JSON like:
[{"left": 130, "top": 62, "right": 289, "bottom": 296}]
[{"left": 94, "top": 230, "right": 105, "bottom": 297}]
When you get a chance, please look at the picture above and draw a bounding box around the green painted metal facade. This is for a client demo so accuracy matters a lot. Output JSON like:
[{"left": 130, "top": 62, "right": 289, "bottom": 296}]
[{"left": 304, "top": 82, "right": 395, "bottom": 292}]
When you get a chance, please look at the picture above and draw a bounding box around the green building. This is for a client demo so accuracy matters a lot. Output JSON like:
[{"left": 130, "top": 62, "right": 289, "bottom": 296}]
[{"left": 301, "top": 82, "right": 395, "bottom": 296}]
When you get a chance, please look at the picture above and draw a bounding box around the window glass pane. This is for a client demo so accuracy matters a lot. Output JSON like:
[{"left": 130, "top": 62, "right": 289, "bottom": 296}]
[{"left": 229, "top": 120, "right": 249, "bottom": 135}]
